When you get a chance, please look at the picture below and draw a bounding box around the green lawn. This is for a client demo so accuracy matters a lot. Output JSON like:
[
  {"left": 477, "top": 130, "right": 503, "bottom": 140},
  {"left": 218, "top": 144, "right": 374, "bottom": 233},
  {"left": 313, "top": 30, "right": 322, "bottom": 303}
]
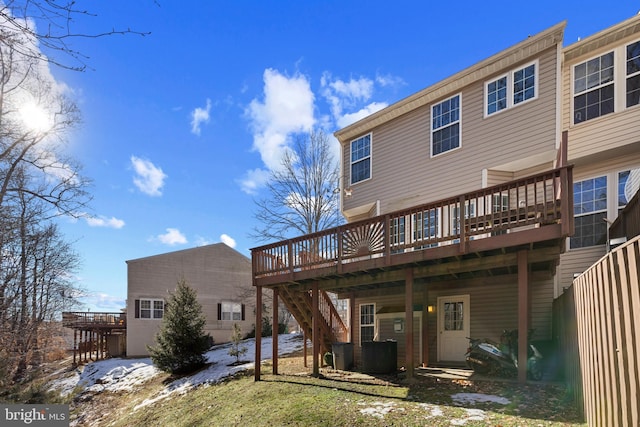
[{"left": 77, "top": 365, "right": 584, "bottom": 427}]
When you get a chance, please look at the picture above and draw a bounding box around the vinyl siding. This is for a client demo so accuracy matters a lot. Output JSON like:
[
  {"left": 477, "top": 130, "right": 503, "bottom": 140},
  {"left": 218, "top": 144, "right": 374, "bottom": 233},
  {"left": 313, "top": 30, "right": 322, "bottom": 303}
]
[
  {"left": 562, "top": 32, "right": 640, "bottom": 162},
  {"left": 343, "top": 46, "right": 559, "bottom": 218},
  {"left": 353, "top": 277, "right": 554, "bottom": 367},
  {"left": 126, "top": 244, "right": 254, "bottom": 357}
]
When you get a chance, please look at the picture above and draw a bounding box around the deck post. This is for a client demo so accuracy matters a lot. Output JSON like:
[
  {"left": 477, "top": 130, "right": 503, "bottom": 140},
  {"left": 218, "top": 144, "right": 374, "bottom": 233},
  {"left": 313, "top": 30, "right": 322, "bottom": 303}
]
[
  {"left": 303, "top": 330, "right": 307, "bottom": 367},
  {"left": 405, "top": 268, "right": 414, "bottom": 379},
  {"left": 422, "top": 284, "right": 429, "bottom": 367},
  {"left": 73, "top": 329, "right": 77, "bottom": 366},
  {"left": 517, "top": 249, "right": 529, "bottom": 383},
  {"left": 255, "top": 285, "right": 262, "bottom": 381},
  {"left": 349, "top": 293, "right": 356, "bottom": 344},
  {"left": 312, "top": 282, "right": 320, "bottom": 377},
  {"left": 272, "top": 287, "right": 279, "bottom": 375}
]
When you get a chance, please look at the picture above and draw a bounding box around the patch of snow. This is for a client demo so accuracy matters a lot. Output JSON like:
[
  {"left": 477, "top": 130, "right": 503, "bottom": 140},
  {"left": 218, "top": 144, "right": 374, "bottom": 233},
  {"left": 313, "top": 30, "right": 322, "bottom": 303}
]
[
  {"left": 48, "top": 333, "right": 304, "bottom": 405},
  {"left": 450, "top": 408, "right": 487, "bottom": 425},
  {"left": 358, "top": 401, "right": 402, "bottom": 418},
  {"left": 417, "top": 402, "right": 444, "bottom": 418},
  {"left": 451, "top": 392, "right": 511, "bottom": 405}
]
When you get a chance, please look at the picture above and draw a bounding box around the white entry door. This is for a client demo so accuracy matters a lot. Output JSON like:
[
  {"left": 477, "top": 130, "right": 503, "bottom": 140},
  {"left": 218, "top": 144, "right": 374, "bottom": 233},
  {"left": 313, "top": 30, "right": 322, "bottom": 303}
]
[{"left": 437, "top": 295, "right": 470, "bottom": 362}]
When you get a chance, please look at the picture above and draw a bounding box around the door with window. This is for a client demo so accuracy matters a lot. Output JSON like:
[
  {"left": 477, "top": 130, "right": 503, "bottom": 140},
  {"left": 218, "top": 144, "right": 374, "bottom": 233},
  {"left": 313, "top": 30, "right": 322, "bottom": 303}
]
[{"left": 437, "top": 295, "right": 470, "bottom": 362}]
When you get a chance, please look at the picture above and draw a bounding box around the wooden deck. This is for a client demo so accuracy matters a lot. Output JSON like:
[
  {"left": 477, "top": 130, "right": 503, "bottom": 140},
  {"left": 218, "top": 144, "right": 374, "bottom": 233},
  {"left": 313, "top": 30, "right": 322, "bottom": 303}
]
[
  {"left": 252, "top": 165, "right": 574, "bottom": 382},
  {"left": 252, "top": 165, "right": 573, "bottom": 291},
  {"left": 62, "top": 312, "right": 126, "bottom": 365}
]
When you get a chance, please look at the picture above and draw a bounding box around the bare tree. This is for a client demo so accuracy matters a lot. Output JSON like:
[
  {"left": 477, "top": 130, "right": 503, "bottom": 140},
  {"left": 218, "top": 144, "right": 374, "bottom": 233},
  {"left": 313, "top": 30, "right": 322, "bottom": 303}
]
[
  {"left": 250, "top": 130, "right": 341, "bottom": 242},
  {"left": 0, "top": 182, "right": 82, "bottom": 382},
  {"left": 0, "top": 1, "right": 150, "bottom": 71}
]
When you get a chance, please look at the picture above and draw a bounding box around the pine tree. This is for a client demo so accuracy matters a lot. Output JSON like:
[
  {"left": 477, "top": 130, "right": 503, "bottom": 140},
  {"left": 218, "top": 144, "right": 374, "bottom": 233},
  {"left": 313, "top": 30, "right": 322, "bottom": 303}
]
[
  {"left": 228, "top": 323, "right": 248, "bottom": 364},
  {"left": 148, "top": 279, "right": 211, "bottom": 374}
]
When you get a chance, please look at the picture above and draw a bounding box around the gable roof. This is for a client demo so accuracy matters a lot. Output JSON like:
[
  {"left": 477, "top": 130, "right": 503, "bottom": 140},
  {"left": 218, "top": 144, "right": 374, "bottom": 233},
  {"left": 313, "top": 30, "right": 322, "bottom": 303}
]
[
  {"left": 125, "top": 243, "right": 249, "bottom": 265},
  {"left": 564, "top": 13, "right": 640, "bottom": 61},
  {"left": 334, "top": 21, "right": 566, "bottom": 144}
]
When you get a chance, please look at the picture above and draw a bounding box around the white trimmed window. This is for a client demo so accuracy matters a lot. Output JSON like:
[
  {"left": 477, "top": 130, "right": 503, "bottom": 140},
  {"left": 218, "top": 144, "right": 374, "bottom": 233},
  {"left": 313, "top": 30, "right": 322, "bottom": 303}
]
[
  {"left": 571, "top": 176, "right": 608, "bottom": 249},
  {"left": 626, "top": 40, "right": 640, "bottom": 107},
  {"left": 412, "top": 208, "right": 439, "bottom": 248},
  {"left": 218, "top": 302, "right": 243, "bottom": 321},
  {"left": 486, "top": 61, "right": 538, "bottom": 116},
  {"left": 359, "top": 303, "right": 375, "bottom": 345},
  {"left": 431, "top": 94, "right": 460, "bottom": 156},
  {"left": 135, "top": 298, "right": 164, "bottom": 319},
  {"left": 618, "top": 167, "right": 640, "bottom": 212},
  {"left": 350, "top": 134, "right": 371, "bottom": 184},
  {"left": 389, "top": 216, "right": 405, "bottom": 253},
  {"left": 572, "top": 39, "right": 640, "bottom": 125},
  {"left": 573, "top": 52, "right": 614, "bottom": 124}
]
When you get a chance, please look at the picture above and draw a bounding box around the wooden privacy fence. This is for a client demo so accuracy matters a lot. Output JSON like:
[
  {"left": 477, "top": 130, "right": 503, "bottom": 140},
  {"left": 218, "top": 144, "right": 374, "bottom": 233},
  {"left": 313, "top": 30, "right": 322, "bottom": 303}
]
[{"left": 556, "top": 235, "right": 640, "bottom": 426}]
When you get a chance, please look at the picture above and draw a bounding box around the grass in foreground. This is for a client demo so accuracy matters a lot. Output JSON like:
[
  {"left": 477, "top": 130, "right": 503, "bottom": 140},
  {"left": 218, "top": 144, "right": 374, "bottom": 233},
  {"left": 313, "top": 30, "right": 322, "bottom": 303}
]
[{"left": 71, "top": 354, "right": 585, "bottom": 427}]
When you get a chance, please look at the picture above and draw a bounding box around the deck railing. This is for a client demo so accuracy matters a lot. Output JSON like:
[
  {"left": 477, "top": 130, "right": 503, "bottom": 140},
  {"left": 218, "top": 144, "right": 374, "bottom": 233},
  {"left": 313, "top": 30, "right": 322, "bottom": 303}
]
[
  {"left": 252, "top": 166, "right": 572, "bottom": 280},
  {"left": 62, "top": 311, "right": 126, "bottom": 329}
]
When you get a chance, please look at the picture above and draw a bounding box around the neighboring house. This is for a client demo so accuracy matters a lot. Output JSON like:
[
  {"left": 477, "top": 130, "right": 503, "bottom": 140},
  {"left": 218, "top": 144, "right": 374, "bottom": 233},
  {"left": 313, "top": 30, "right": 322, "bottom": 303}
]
[
  {"left": 251, "top": 14, "right": 640, "bottom": 381},
  {"left": 126, "top": 243, "right": 254, "bottom": 357}
]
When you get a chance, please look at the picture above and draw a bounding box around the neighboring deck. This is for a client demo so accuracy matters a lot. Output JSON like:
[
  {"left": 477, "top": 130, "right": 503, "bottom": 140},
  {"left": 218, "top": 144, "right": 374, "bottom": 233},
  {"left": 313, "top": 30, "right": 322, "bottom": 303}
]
[
  {"left": 252, "top": 165, "right": 574, "bottom": 293},
  {"left": 62, "top": 311, "right": 126, "bottom": 330},
  {"left": 62, "top": 311, "right": 126, "bottom": 364}
]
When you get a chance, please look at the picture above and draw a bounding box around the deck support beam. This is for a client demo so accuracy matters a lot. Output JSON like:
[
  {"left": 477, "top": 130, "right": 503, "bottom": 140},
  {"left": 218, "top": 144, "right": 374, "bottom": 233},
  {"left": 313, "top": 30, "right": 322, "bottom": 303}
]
[
  {"left": 518, "top": 249, "right": 529, "bottom": 383},
  {"left": 405, "top": 268, "right": 414, "bottom": 379},
  {"left": 254, "top": 285, "right": 262, "bottom": 381},
  {"left": 422, "top": 285, "right": 429, "bottom": 367},
  {"left": 272, "top": 288, "right": 279, "bottom": 375},
  {"left": 312, "top": 282, "right": 320, "bottom": 377},
  {"left": 349, "top": 293, "right": 356, "bottom": 345}
]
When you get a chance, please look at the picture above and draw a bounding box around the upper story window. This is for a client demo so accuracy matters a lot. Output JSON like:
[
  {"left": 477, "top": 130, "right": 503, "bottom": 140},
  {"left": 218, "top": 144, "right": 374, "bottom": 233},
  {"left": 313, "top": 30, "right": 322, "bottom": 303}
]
[
  {"left": 486, "top": 62, "right": 537, "bottom": 116},
  {"left": 135, "top": 298, "right": 164, "bottom": 319},
  {"left": 431, "top": 95, "right": 460, "bottom": 156},
  {"left": 573, "top": 40, "right": 640, "bottom": 125},
  {"left": 350, "top": 134, "right": 371, "bottom": 184},
  {"left": 573, "top": 52, "right": 614, "bottom": 124},
  {"left": 626, "top": 40, "right": 640, "bottom": 107}
]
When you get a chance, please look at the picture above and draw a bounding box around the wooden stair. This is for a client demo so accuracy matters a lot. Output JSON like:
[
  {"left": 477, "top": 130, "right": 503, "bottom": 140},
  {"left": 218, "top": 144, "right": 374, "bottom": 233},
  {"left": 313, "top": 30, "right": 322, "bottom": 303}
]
[{"left": 278, "top": 286, "right": 348, "bottom": 355}]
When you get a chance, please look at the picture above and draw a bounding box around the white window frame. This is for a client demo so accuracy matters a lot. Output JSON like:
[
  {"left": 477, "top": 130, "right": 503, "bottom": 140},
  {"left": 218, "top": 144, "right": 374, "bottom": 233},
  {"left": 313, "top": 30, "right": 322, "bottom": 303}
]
[
  {"left": 571, "top": 175, "right": 608, "bottom": 249},
  {"left": 572, "top": 51, "right": 615, "bottom": 124},
  {"left": 350, "top": 133, "right": 372, "bottom": 185},
  {"left": 430, "top": 94, "right": 461, "bottom": 157},
  {"left": 221, "top": 301, "right": 242, "bottom": 321},
  {"left": 571, "top": 39, "right": 640, "bottom": 126},
  {"left": 626, "top": 39, "right": 640, "bottom": 108},
  {"left": 485, "top": 60, "right": 538, "bottom": 117},
  {"left": 140, "top": 298, "right": 164, "bottom": 319},
  {"left": 359, "top": 303, "right": 376, "bottom": 346},
  {"left": 412, "top": 208, "right": 440, "bottom": 248}
]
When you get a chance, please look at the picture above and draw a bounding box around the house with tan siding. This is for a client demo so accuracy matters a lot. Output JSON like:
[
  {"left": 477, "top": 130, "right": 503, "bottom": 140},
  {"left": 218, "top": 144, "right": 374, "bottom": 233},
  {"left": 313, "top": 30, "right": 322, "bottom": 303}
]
[
  {"left": 126, "top": 243, "right": 254, "bottom": 357},
  {"left": 251, "top": 14, "right": 640, "bottom": 382}
]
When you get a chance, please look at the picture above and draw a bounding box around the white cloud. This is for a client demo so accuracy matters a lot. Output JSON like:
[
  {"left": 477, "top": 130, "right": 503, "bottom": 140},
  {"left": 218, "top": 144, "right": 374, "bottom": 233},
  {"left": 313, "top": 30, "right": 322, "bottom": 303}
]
[
  {"left": 246, "top": 69, "right": 315, "bottom": 172},
  {"left": 190, "top": 98, "right": 211, "bottom": 135},
  {"left": 328, "top": 76, "right": 374, "bottom": 100},
  {"left": 220, "top": 234, "right": 236, "bottom": 248},
  {"left": 375, "top": 73, "right": 406, "bottom": 88},
  {"left": 131, "top": 156, "right": 167, "bottom": 197},
  {"left": 155, "top": 228, "right": 187, "bottom": 245},
  {"left": 80, "top": 292, "right": 126, "bottom": 312},
  {"left": 238, "top": 168, "right": 271, "bottom": 195},
  {"left": 85, "top": 215, "right": 125, "bottom": 229},
  {"left": 337, "top": 101, "right": 388, "bottom": 129},
  {"left": 194, "top": 236, "right": 212, "bottom": 246}
]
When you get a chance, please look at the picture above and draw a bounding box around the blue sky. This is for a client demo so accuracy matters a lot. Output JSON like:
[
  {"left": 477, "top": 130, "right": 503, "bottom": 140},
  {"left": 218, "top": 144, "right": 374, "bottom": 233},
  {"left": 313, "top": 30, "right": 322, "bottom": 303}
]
[{"left": 44, "top": 1, "right": 638, "bottom": 311}]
